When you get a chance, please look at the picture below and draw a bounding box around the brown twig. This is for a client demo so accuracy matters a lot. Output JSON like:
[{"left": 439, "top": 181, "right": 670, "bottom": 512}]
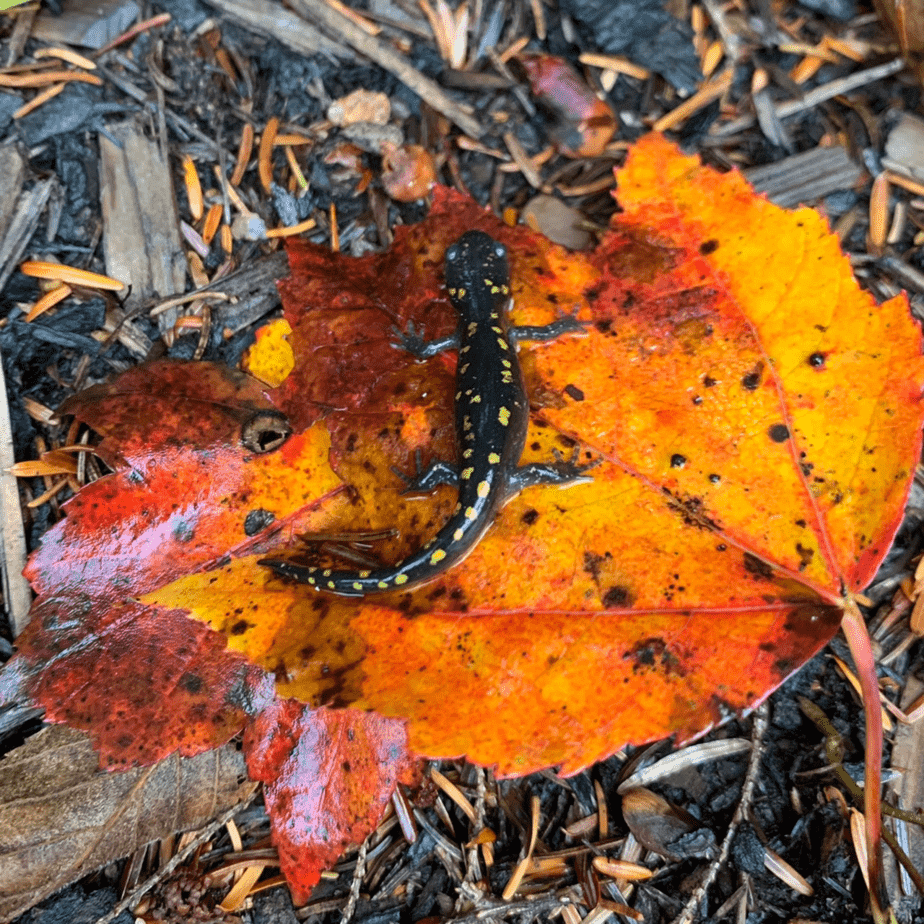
[
  {"left": 287, "top": 0, "right": 482, "bottom": 138},
  {"left": 670, "top": 704, "right": 769, "bottom": 924}
]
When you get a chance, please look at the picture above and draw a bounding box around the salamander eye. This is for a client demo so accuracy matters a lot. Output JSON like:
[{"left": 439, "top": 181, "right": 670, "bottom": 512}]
[
  {"left": 494, "top": 244, "right": 506, "bottom": 257},
  {"left": 446, "top": 246, "right": 458, "bottom": 261}
]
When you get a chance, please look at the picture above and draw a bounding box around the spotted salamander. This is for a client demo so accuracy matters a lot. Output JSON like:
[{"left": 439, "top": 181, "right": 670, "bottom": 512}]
[{"left": 259, "top": 230, "right": 591, "bottom": 596}]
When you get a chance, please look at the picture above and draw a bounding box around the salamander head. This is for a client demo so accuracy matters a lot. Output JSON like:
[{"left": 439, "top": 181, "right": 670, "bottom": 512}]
[{"left": 444, "top": 230, "right": 510, "bottom": 322}]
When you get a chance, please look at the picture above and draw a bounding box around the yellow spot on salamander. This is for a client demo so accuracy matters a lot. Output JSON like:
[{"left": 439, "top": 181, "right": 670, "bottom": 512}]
[
  {"left": 455, "top": 391, "right": 462, "bottom": 400},
  {"left": 465, "top": 506, "right": 478, "bottom": 520},
  {"left": 327, "top": 581, "right": 335, "bottom": 589},
  {"left": 459, "top": 364, "right": 469, "bottom": 374},
  {"left": 308, "top": 576, "right": 316, "bottom": 584},
  {"left": 497, "top": 338, "right": 509, "bottom": 350},
  {"left": 492, "top": 326, "right": 503, "bottom": 334},
  {"left": 470, "top": 394, "right": 481, "bottom": 403},
  {"left": 483, "top": 277, "right": 493, "bottom": 287},
  {"left": 359, "top": 570, "right": 371, "bottom": 578},
  {"left": 377, "top": 581, "right": 389, "bottom": 589},
  {"left": 499, "top": 407, "right": 511, "bottom": 426},
  {"left": 395, "top": 573, "right": 409, "bottom": 585},
  {"left": 448, "top": 287, "right": 457, "bottom": 297},
  {"left": 501, "top": 359, "right": 511, "bottom": 368},
  {"left": 460, "top": 345, "right": 471, "bottom": 354},
  {"left": 501, "top": 371, "right": 513, "bottom": 383},
  {"left": 461, "top": 467, "right": 474, "bottom": 479},
  {"left": 458, "top": 287, "right": 466, "bottom": 298},
  {"left": 430, "top": 549, "right": 447, "bottom": 564},
  {"left": 477, "top": 480, "right": 490, "bottom": 498},
  {"left": 322, "top": 569, "right": 331, "bottom": 576},
  {"left": 453, "top": 527, "right": 464, "bottom": 541},
  {"left": 463, "top": 448, "right": 474, "bottom": 459},
  {"left": 353, "top": 582, "right": 363, "bottom": 591},
  {"left": 488, "top": 452, "right": 501, "bottom": 464},
  {"left": 491, "top": 285, "right": 500, "bottom": 294},
  {"left": 467, "top": 322, "right": 478, "bottom": 335},
  {"left": 463, "top": 416, "right": 472, "bottom": 430},
  {"left": 501, "top": 285, "right": 510, "bottom": 295}
]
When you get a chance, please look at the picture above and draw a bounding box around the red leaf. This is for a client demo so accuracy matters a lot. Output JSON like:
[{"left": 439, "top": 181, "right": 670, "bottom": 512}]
[{"left": 244, "top": 702, "right": 419, "bottom": 902}]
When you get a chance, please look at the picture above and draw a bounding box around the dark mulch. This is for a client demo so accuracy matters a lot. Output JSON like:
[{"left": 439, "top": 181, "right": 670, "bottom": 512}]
[{"left": 2, "top": 1, "right": 924, "bottom": 922}]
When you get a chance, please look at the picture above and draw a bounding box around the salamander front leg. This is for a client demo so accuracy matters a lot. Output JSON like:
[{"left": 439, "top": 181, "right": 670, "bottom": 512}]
[
  {"left": 392, "top": 321, "right": 459, "bottom": 359},
  {"left": 408, "top": 460, "right": 460, "bottom": 491},
  {"left": 393, "top": 448, "right": 460, "bottom": 492}
]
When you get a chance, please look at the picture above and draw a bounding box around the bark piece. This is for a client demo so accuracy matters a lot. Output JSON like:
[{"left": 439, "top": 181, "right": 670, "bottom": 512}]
[
  {"left": 744, "top": 145, "right": 863, "bottom": 209},
  {"left": 204, "top": 0, "right": 352, "bottom": 62},
  {"left": 0, "top": 173, "right": 56, "bottom": 295},
  {"left": 31, "top": 0, "right": 140, "bottom": 50},
  {"left": 884, "top": 675, "right": 924, "bottom": 918},
  {"left": 98, "top": 120, "right": 186, "bottom": 322},
  {"left": 0, "top": 145, "right": 24, "bottom": 247},
  {"left": 0, "top": 342, "right": 31, "bottom": 638}
]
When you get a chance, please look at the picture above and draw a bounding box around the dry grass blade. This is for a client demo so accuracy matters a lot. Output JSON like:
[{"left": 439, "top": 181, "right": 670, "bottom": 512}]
[
  {"left": 764, "top": 847, "right": 814, "bottom": 895},
  {"left": 0, "top": 69, "right": 102, "bottom": 87},
  {"left": 430, "top": 767, "right": 476, "bottom": 822},
  {"left": 33, "top": 46, "right": 96, "bottom": 69},
  {"left": 20, "top": 261, "right": 125, "bottom": 290},
  {"left": 653, "top": 69, "right": 732, "bottom": 131},
  {"left": 24, "top": 282, "right": 70, "bottom": 321},
  {"left": 617, "top": 739, "right": 751, "bottom": 793}
]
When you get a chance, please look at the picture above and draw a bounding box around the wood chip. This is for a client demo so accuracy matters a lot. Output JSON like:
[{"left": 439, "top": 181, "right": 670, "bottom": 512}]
[
  {"left": 205, "top": 0, "right": 353, "bottom": 63},
  {"left": 0, "top": 347, "right": 32, "bottom": 636},
  {"left": 31, "top": 0, "right": 142, "bottom": 49},
  {"left": 98, "top": 119, "right": 186, "bottom": 315},
  {"left": 0, "top": 173, "right": 57, "bottom": 295},
  {"left": 744, "top": 145, "right": 863, "bottom": 208},
  {"left": 885, "top": 674, "right": 924, "bottom": 912}
]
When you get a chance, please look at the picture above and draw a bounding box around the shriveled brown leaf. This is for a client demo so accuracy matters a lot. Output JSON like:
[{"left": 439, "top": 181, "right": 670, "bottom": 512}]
[{"left": 0, "top": 725, "right": 255, "bottom": 922}]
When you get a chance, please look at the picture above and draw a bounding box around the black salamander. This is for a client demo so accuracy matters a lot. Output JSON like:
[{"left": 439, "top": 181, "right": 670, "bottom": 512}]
[{"left": 259, "top": 230, "right": 591, "bottom": 596}]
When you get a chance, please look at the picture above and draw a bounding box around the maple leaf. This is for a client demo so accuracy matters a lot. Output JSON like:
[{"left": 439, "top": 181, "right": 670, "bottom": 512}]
[
  {"left": 2, "top": 134, "right": 922, "bottom": 906},
  {"left": 155, "top": 135, "right": 924, "bottom": 775}
]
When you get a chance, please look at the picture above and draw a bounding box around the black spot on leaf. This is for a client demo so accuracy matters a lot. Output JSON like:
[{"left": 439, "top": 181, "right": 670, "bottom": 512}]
[{"left": 768, "top": 424, "right": 790, "bottom": 443}]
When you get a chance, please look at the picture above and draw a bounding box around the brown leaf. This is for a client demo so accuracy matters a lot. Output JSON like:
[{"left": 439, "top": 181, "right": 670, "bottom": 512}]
[{"left": 0, "top": 725, "right": 255, "bottom": 921}]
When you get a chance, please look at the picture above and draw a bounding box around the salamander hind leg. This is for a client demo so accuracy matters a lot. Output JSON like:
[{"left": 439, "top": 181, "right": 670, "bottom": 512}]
[
  {"left": 505, "top": 446, "right": 598, "bottom": 497},
  {"left": 508, "top": 315, "right": 588, "bottom": 343}
]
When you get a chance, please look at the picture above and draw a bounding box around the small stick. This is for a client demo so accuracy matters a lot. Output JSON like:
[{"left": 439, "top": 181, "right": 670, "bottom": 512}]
[
  {"left": 712, "top": 58, "right": 905, "bottom": 137},
  {"left": 288, "top": 0, "right": 482, "bottom": 139},
  {"left": 0, "top": 345, "right": 32, "bottom": 636},
  {"left": 669, "top": 704, "right": 769, "bottom": 924}
]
